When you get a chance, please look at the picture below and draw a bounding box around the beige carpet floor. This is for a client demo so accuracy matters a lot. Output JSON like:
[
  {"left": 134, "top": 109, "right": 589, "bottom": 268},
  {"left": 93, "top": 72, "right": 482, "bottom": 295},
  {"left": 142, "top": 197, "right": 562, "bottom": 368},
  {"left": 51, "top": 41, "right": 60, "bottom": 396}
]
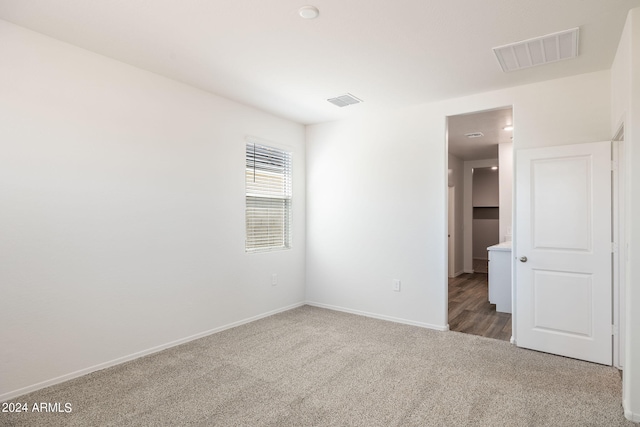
[{"left": 1, "top": 305, "right": 635, "bottom": 426}]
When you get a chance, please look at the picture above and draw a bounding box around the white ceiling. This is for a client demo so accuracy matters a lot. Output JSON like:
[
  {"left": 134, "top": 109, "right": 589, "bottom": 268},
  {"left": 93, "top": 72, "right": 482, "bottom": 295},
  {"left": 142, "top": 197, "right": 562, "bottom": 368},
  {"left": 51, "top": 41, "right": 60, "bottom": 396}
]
[
  {"left": 448, "top": 107, "right": 513, "bottom": 161},
  {"left": 0, "top": 0, "right": 638, "bottom": 125}
]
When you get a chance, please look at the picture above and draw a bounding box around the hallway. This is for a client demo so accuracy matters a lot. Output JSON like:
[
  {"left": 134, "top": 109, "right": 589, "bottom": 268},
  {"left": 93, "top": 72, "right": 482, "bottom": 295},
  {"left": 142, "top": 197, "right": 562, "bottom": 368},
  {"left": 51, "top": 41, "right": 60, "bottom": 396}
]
[{"left": 448, "top": 273, "right": 512, "bottom": 341}]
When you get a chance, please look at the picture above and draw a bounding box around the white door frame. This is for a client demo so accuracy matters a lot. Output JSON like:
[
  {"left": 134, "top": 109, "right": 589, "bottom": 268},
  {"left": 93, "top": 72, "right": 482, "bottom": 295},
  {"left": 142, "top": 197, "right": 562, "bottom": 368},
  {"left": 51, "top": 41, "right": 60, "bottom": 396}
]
[{"left": 613, "top": 123, "right": 626, "bottom": 369}]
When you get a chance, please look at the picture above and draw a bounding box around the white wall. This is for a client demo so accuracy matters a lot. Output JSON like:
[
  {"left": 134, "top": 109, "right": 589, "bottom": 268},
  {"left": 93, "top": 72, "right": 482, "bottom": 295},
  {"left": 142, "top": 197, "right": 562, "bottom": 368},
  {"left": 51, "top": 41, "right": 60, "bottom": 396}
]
[
  {"left": 306, "top": 69, "right": 610, "bottom": 332},
  {"left": 464, "top": 160, "right": 498, "bottom": 268},
  {"left": 305, "top": 110, "right": 448, "bottom": 328},
  {"left": 472, "top": 167, "right": 499, "bottom": 260},
  {"left": 472, "top": 167, "right": 499, "bottom": 207},
  {"left": 498, "top": 142, "right": 513, "bottom": 242},
  {"left": 611, "top": 7, "right": 640, "bottom": 422},
  {"left": 0, "top": 20, "right": 306, "bottom": 400},
  {"left": 447, "top": 154, "right": 464, "bottom": 276}
]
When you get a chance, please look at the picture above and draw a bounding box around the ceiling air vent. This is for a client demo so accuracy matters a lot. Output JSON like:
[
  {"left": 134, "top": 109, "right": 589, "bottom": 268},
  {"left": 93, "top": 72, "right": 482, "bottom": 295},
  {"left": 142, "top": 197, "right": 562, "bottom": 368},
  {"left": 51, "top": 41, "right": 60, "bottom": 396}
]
[
  {"left": 465, "top": 132, "right": 484, "bottom": 138},
  {"left": 493, "top": 27, "right": 579, "bottom": 72},
  {"left": 327, "top": 93, "right": 363, "bottom": 107}
]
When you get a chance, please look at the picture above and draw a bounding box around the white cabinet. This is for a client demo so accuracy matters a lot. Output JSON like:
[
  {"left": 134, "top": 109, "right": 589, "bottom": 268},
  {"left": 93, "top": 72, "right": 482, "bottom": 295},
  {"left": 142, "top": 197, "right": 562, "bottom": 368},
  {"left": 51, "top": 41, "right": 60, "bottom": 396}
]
[{"left": 487, "top": 241, "right": 512, "bottom": 313}]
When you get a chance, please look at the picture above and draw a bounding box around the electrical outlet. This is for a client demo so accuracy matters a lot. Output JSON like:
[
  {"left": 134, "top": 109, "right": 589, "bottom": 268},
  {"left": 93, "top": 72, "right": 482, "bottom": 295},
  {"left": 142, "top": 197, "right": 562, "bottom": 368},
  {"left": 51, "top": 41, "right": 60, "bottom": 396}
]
[
  {"left": 271, "top": 274, "right": 278, "bottom": 286},
  {"left": 392, "top": 279, "right": 401, "bottom": 292}
]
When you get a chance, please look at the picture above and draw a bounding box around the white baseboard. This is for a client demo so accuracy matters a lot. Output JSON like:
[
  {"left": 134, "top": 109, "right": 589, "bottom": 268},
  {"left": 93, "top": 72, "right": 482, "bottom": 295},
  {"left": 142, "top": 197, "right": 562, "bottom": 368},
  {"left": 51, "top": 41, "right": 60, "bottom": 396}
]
[
  {"left": 449, "top": 270, "right": 465, "bottom": 278},
  {"left": 463, "top": 269, "right": 474, "bottom": 274},
  {"left": 0, "top": 302, "right": 305, "bottom": 403},
  {"left": 306, "top": 301, "right": 448, "bottom": 332},
  {"left": 624, "top": 406, "right": 640, "bottom": 422}
]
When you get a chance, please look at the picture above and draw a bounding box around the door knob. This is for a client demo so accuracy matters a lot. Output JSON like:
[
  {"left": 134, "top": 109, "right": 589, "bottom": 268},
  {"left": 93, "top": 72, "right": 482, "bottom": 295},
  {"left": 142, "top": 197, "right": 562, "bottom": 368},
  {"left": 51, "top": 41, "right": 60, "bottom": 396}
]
[{"left": 519, "top": 256, "right": 528, "bottom": 262}]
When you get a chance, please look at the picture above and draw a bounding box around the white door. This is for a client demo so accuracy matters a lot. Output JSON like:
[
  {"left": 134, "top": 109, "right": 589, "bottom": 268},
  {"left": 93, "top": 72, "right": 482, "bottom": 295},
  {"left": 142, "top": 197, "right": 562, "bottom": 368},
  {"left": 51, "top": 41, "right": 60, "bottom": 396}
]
[{"left": 515, "top": 141, "right": 611, "bottom": 365}]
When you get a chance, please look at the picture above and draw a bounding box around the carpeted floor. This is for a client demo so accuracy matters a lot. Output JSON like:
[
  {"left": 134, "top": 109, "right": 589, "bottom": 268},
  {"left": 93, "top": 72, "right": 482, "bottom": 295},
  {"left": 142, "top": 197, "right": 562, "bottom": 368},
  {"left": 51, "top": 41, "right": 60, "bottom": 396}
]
[{"left": 1, "top": 305, "right": 635, "bottom": 426}]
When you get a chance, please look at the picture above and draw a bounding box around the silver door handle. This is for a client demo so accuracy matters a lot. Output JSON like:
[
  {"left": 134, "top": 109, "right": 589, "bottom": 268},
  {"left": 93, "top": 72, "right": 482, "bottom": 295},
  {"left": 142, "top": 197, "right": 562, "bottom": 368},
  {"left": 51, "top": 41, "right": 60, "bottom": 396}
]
[{"left": 519, "top": 256, "right": 528, "bottom": 262}]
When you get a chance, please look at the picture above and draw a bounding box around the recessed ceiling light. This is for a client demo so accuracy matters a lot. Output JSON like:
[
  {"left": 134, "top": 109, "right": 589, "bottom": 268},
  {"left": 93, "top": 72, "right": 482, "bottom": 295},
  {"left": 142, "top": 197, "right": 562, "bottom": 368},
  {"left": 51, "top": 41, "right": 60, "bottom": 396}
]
[
  {"left": 299, "top": 5, "right": 319, "bottom": 19},
  {"left": 503, "top": 125, "right": 513, "bottom": 131},
  {"left": 491, "top": 166, "right": 498, "bottom": 170}
]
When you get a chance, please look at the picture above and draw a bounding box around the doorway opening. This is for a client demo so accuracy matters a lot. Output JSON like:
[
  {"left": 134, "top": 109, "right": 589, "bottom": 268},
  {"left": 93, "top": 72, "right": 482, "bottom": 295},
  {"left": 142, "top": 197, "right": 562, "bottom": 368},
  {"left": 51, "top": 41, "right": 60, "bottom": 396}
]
[{"left": 446, "top": 106, "right": 513, "bottom": 341}]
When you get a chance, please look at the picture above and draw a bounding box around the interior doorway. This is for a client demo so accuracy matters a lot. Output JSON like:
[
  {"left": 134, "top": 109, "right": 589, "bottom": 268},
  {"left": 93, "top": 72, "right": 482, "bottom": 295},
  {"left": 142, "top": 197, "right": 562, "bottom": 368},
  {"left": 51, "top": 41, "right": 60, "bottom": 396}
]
[{"left": 446, "top": 106, "right": 513, "bottom": 341}]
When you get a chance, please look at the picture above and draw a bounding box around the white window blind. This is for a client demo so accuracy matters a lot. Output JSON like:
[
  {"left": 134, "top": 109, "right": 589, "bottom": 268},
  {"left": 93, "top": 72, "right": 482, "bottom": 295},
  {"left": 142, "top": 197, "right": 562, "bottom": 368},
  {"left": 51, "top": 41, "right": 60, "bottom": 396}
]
[{"left": 246, "top": 142, "right": 292, "bottom": 252}]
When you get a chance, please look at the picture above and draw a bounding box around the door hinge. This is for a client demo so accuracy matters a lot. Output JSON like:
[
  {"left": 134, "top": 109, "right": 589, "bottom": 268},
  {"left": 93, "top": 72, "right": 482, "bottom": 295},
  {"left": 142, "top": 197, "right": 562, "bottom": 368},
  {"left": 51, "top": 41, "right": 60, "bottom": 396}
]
[
  {"left": 612, "top": 242, "right": 618, "bottom": 253},
  {"left": 611, "top": 160, "right": 618, "bottom": 171},
  {"left": 612, "top": 325, "right": 619, "bottom": 336}
]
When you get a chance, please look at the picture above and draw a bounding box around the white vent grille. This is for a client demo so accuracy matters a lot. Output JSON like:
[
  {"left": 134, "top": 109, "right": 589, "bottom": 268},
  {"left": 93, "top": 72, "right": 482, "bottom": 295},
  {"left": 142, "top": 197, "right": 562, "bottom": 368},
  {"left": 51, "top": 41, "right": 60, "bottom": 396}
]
[
  {"left": 327, "top": 93, "right": 363, "bottom": 107},
  {"left": 493, "top": 28, "right": 579, "bottom": 72},
  {"left": 465, "top": 132, "right": 484, "bottom": 138}
]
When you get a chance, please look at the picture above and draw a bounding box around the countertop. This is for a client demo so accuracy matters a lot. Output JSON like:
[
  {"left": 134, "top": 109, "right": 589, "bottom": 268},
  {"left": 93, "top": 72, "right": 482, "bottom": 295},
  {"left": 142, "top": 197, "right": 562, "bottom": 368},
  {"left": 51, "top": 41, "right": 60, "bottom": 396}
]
[{"left": 487, "top": 241, "right": 512, "bottom": 252}]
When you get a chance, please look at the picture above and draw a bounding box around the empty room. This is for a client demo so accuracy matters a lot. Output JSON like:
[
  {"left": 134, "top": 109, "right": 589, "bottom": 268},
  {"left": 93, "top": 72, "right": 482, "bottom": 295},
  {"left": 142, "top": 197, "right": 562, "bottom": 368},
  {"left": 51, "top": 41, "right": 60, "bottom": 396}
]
[{"left": 2, "top": 1, "right": 640, "bottom": 425}]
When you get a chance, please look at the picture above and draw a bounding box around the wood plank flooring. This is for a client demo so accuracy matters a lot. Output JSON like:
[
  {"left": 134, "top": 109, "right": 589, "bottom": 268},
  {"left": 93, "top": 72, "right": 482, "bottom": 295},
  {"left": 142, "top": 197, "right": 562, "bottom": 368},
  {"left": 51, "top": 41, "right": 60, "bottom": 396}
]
[{"left": 448, "top": 273, "right": 512, "bottom": 341}]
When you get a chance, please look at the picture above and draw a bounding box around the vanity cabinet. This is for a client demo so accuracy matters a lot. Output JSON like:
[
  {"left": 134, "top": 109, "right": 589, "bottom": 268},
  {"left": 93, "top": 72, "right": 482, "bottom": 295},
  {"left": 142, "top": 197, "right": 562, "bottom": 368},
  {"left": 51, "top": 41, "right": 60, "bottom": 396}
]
[{"left": 487, "top": 241, "right": 512, "bottom": 313}]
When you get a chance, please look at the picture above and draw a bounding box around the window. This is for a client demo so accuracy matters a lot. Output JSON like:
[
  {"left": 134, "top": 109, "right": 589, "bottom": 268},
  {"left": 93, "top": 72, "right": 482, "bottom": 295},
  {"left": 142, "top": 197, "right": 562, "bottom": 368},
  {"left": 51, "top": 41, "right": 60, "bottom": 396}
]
[{"left": 245, "top": 141, "right": 292, "bottom": 252}]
